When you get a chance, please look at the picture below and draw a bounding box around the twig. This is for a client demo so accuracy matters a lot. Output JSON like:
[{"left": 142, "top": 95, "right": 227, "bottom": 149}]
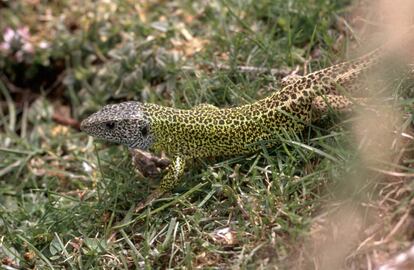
[{"left": 52, "top": 112, "right": 81, "bottom": 130}]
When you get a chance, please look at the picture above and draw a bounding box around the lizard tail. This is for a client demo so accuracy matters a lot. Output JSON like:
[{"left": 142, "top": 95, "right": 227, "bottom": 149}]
[{"left": 317, "top": 27, "right": 414, "bottom": 93}]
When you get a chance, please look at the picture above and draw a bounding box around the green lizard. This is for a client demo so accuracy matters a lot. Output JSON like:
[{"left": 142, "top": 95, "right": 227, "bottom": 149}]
[{"left": 80, "top": 46, "right": 384, "bottom": 210}]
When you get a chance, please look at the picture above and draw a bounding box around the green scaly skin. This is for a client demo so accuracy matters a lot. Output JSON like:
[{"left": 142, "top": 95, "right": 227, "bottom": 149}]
[{"left": 80, "top": 47, "right": 383, "bottom": 210}]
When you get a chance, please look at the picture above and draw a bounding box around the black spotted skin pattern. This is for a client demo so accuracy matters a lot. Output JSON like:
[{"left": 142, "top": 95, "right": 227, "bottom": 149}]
[
  {"left": 145, "top": 48, "right": 382, "bottom": 158},
  {"left": 80, "top": 46, "right": 384, "bottom": 197},
  {"left": 146, "top": 93, "right": 306, "bottom": 157}
]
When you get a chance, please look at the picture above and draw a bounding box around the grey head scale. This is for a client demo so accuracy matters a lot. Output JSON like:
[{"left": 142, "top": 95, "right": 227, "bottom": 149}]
[{"left": 80, "top": 101, "right": 154, "bottom": 150}]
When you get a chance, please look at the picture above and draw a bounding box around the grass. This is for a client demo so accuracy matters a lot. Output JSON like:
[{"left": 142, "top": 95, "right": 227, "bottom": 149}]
[{"left": 1, "top": 0, "right": 414, "bottom": 269}]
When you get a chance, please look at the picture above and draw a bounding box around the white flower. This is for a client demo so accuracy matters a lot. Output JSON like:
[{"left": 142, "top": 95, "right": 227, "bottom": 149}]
[
  {"left": 38, "top": 41, "right": 49, "bottom": 49},
  {"left": 3, "top": 27, "right": 15, "bottom": 42},
  {"left": 0, "top": 28, "right": 15, "bottom": 52},
  {"left": 0, "top": 26, "right": 35, "bottom": 61}
]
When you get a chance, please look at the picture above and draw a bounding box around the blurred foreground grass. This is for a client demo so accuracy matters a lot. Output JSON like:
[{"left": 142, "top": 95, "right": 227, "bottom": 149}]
[{"left": 1, "top": 0, "right": 414, "bottom": 269}]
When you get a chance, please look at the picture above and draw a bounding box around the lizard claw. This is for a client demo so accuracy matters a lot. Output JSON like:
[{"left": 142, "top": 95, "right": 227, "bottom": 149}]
[
  {"left": 134, "top": 189, "right": 165, "bottom": 213},
  {"left": 130, "top": 149, "right": 170, "bottom": 178}
]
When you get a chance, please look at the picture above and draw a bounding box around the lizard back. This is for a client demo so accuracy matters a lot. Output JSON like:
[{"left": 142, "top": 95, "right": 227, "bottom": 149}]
[{"left": 145, "top": 90, "right": 311, "bottom": 158}]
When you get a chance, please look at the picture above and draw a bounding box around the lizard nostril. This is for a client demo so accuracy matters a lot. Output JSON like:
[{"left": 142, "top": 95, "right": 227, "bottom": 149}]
[{"left": 80, "top": 119, "right": 87, "bottom": 131}]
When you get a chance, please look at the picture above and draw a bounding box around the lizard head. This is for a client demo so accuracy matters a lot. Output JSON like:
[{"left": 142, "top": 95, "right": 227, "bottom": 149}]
[{"left": 80, "top": 101, "right": 154, "bottom": 150}]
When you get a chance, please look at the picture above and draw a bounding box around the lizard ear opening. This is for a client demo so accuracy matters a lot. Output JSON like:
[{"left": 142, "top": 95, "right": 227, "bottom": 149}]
[{"left": 140, "top": 125, "right": 148, "bottom": 137}]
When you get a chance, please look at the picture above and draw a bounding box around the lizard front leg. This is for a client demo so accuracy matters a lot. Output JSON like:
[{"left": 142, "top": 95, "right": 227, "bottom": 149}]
[
  {"left": 135, "top": 156, "right": 186, "bottom": 212},
  {"left": 130, "top": 149, "right": 170, "bottom": 178}
]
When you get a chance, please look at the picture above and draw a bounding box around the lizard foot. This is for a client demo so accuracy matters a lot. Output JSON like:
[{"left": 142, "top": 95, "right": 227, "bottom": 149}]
[
  {"left": 134, "top": 189, "right": 165, "bottom": 213},
  {"left": 130, "top": 149, "right": 170, "bottom": 178}
]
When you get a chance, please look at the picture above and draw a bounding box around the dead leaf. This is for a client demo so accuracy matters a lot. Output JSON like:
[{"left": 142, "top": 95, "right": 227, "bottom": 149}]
[{"left": 211, "top": 227, "right": 238, "bottom": 245}]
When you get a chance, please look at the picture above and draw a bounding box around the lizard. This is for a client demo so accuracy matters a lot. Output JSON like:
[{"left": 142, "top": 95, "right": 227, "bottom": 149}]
[{"left": 79, "top": 44, "right": 389, "bottom": 211}]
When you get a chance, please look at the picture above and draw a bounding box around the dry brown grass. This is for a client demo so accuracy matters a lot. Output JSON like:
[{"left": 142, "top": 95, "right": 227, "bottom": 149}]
[{"left": 296, "top": 1, "right": 414, "bottom": 269}]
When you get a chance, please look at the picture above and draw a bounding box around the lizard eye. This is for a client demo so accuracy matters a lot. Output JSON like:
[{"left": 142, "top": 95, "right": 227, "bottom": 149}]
[
  {"left": 140, "top": 126, "right": 148, "bottom": 137},
  {"left": 105, "top": 121, "right": 116, "bottom": 130}
]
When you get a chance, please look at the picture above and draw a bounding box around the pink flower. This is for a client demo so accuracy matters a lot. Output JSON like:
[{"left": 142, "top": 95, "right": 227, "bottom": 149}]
[
  {"left": 0, "top": 26, "right": 34, "bottom": 61},
  {"left": 3, "top": 28, "right": 15, "bottom": 43},
  {"left": 16, "top": 27, "right": 30, "bottom": 41},
  {"left": 0, "top": 28, "right": 15, "bottom": 51}
]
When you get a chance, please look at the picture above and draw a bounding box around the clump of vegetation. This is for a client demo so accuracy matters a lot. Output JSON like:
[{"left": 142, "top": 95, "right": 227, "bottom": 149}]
[{"left": 1, "top": 0, "right": 413, "bottom": 269}]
